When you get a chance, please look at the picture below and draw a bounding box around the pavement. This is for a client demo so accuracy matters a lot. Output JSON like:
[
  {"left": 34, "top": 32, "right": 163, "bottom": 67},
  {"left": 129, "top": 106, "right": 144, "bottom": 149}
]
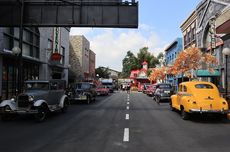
[{"left": 0, "top": 92, "right": 230, "bottom": 152}]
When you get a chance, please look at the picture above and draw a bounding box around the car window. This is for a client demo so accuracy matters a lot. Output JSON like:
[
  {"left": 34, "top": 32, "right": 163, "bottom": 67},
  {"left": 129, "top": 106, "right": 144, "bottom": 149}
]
[
  {"left": 195, "top": 84, "right": 213, "bottom": 89},
  {"left": 179, "top": 85, "right": 182, "bottom": 92},
  {"left": 50, "top": 82, "right": 58, "bottom": 90},
  {"left": 76, "top": 83, "right": 90, "bottom": 89},
  {"left": 183, "top": 85, "right": 187, "bottom": 92},
  {"left": 159, "top": 84, "right": 172, "bottom": 89},
  {"left": 26, "top": 82, "right": 49, "bottom": 90}
]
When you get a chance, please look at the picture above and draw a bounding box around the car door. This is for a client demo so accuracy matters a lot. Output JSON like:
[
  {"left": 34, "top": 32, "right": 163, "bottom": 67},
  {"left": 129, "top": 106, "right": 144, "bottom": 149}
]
[
  {"left": 177, "top": 84, "right": 183, "bottom": 107},
  {"left": 48, "top": 81, "right": 59, "bottom": 105}
]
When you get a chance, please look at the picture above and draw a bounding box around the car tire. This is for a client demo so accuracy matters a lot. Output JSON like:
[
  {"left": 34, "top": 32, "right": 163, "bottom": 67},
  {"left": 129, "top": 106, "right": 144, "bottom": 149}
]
[
  {"left": 181, "top": 108, "right": 189, "bottom": 120},
  {"left": 1, "top": 106, "right": 12, "bottom": 121},
  {"left": 61, "top": 99, "right": 68, "bottom": 113},
  {"left": 34, "top": 105, "right": 47, "bottom": 122}
]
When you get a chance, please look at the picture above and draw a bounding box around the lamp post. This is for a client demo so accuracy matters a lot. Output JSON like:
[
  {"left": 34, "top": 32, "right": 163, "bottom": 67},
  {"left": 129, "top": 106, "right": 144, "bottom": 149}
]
[
  {"left": 18, "top": 0, "right": 24, "bottom": 94},
  {"left": 12, "top": 46, "right": 21, "bottom": 95},
  {"left": 223, "top": 47, "right": 230, "bottom": 99}
]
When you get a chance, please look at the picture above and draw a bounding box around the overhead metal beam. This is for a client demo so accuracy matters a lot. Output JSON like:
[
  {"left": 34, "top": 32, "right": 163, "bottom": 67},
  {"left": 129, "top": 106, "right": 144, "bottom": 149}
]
[{"left": 0, "top": 0, "right": 138, "bottom": 28}]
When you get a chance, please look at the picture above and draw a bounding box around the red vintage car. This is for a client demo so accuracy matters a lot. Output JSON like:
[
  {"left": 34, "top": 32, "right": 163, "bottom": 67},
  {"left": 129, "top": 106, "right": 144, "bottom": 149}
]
[
  {"left": 146, "top": 84, "right": 157, "bottom": 96},
  {"left": 95, "top": 85, "right": 109, "bottom": 96}
]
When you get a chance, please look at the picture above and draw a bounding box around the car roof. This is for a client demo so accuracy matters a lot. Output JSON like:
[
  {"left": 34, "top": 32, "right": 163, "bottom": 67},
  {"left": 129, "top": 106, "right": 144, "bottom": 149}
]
[
  {"left": 25, "top": 80, "right": 49, "bottom": 83},
  {"left": 180, "top": 81, "right": 214, "bottom": 86}
]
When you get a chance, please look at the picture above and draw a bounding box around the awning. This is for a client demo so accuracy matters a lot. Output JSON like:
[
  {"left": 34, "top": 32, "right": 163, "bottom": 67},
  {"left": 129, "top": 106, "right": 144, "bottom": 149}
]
[{"left": 196, "top": 70, "right": 220, "bottom": 77}]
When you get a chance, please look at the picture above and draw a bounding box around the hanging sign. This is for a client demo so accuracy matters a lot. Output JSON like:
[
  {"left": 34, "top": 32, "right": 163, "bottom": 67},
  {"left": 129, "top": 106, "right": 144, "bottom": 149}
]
[{"left": 51, "top": 27, "right": 61, "bottom": 61}]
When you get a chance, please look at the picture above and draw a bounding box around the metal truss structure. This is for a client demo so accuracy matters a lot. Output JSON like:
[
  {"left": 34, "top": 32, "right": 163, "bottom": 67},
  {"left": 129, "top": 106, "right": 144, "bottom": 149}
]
[{"left": 0, "top": 0, "right": 138, "bottom": 28}]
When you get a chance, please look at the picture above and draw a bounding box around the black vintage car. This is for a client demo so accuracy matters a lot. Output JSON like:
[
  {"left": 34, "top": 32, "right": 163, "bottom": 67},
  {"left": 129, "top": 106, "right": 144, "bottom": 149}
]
[
  {"left": 0, "top": 80, "right": 69, "bottom": 122},
  {"left": 153, "top": 83, "right": 174, "bottom": 103},
  {"left": 68, "top": 82, "right": 97, "bottom": 104}
]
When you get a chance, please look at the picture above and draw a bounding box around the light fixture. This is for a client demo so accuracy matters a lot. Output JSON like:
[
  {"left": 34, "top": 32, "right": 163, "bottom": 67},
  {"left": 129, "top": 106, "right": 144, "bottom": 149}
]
[
  {"left": 223, "top": 47, "right": 230, "bottom": 56},
  {"left": 12, "top": 46, "right": 21, "bottom": 55}
]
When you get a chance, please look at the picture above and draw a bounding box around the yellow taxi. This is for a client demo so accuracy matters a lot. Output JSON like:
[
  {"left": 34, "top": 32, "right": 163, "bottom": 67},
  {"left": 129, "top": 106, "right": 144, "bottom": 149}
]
[{"left": 171, "top": 81, "right": 229, "bottom": 120}]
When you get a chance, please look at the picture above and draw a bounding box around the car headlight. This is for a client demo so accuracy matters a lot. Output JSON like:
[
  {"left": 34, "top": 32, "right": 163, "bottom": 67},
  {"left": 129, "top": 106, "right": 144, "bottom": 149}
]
[{"left": 29, "top": 95, "right": 34, "bottom": 102}]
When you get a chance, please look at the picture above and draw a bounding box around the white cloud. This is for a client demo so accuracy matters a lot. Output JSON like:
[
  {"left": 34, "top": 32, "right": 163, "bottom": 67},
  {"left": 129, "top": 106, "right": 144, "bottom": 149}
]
[
  {"left": 70, "top": 27, "right": 93, "bottom": 35},
  {"left": 70, "top": 24, "right": 168, "bottom": 71}
]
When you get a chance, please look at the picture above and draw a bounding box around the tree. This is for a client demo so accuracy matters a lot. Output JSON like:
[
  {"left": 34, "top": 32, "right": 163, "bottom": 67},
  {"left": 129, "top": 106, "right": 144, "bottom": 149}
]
[
  {"left": 137, "top": 47, "right": 159, "bottom": 68},
  {"left": 169, "top": 47, "right": 218, "bottom": 79},
  {"left": 148, "top": 67, "right": 168, "bottom": 82},
  {"left": 95, "top": 67, "right": 111, "bottom": 78},
  {"left": 121, "top": 48, "right": 161, "bottom": 78},
  {"left": 122, "top": 51, "right": 139, "bottom": 78}
]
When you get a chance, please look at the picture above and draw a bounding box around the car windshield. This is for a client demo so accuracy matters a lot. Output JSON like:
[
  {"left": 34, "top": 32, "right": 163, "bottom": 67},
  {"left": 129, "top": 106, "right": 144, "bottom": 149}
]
[
  {"left": 76, "top": 83, "right": 90, "bottom": 89},
  {"left": 26, "top": 82, "right": 49, "bottom": 90},
  {"left": 159, "top": 84, "right": 172, "bottom": 89},
  {"left": 195, "top": 84, "right": 213, "bottom": 89}
]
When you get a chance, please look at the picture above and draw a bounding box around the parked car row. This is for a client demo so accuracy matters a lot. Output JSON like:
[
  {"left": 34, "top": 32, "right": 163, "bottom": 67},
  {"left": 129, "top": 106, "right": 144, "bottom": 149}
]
[
  {"left": 144, "top": 81, "right": 230, "bottom": 120},
  {"left": 0, "top": 80, "right": 112, "bottom": 122}
]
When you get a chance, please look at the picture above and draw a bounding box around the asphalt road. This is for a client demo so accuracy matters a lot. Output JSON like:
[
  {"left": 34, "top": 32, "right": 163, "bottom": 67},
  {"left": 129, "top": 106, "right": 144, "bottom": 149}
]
[{"left": 1, "top": 92, "right": 230, "bottom": 152}]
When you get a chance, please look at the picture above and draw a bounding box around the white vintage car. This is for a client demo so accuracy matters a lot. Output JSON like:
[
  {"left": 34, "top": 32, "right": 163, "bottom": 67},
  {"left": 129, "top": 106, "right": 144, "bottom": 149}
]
[{"left": 0, "top": 80, "right": 69, "bottom": 122}]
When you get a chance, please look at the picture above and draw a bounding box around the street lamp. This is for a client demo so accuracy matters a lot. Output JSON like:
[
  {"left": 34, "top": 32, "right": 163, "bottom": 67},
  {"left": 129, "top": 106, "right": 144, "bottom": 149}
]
[
  {"left": 12, "top": 46, "right": 21, "bottom": 56},
  {"left": 12, "top": 46, "right": 22, "bottom": 95},
  {"left": 223, "top": 47, "right": 230, "bottom": 99}
]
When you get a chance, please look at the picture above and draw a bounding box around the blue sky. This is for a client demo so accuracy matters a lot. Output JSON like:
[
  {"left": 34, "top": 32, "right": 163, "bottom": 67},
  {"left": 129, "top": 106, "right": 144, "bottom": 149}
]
[{"left": 70, "top": 0, "right": 201, "bottom": 71}]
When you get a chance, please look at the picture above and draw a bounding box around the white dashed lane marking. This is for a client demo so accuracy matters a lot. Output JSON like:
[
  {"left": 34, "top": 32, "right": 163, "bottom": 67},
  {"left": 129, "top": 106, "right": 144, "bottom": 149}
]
[
  {"left": 123, "top": 128, "right": 129, "bottom": 142},
  {"left": 126, "top": 114, "right": 129, "bottom": 120},
  {"left": 126, "top": 106, "right": 129, "bottom": 110}
]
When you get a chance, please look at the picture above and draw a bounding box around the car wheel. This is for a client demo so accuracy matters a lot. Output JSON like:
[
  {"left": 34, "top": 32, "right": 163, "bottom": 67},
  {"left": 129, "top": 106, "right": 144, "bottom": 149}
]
[
  {"left": 34, "top": 105, "right": 47, "bottom": 122},
  {"left": 181, "top": 108, "right": 189, "bottom": 120},
  {"left": 1, "top": 106, "right": 12, "bottom": 121},
  {"left": 61, "top": 99, "right": 68, "bottom": 113}
]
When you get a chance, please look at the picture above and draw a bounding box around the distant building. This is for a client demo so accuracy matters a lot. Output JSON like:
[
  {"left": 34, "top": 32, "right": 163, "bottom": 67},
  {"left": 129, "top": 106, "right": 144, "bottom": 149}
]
[
  {"left": 130, "top": 61, "right": 151, "bottom": 91},
  {"left": 180, "top": 10, "right": 197, "bottom": 49},
  {"left": 89, "top": 49, "right": 96, "bottom": 81},
  {"left": 164, "top": 38, "right": 183, "bottom": 88},
  {"left": 69, "top": 35, "right": 96, "bottom": 82}
]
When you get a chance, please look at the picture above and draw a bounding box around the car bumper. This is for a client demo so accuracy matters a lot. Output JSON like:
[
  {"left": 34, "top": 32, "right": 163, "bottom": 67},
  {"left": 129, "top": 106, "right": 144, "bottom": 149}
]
[
  {"left": 159, "top": 96, "right": 171, "bottom": 100},
  {"left": 70, "top": 95, "right": 87, "bottom": 101},
  {"left": 189, "top": 109, "right": 229, "bottom": 114},
  {"left": 0, "top": 108, "right": 38, "bottom": 114}
]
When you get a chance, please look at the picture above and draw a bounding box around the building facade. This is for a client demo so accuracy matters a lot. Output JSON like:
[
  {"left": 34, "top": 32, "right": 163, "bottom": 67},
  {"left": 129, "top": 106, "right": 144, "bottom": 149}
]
[
  {"left": 180, "top": 10, "right": 197, "bottom": 49},
  {"left": 196, "top": 0, "right": 230, "bottom": 88},
  {"left": 89, "top": 49, "right": 96, "bottom": 81},
  {"left": 0, "top": 27, "right": 70, "bottom": 100},
  {"left": 164, "top": 38, "right": 183, "bottom": 87},
  {"left": 69, "top": 35, "right": 96, "bottom": 82}
]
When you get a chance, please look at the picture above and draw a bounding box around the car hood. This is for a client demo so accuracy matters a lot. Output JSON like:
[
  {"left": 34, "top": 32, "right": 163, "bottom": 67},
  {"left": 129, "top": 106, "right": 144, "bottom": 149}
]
[{"left": 20, "top": 90, "right": 48, "bottom": 101}]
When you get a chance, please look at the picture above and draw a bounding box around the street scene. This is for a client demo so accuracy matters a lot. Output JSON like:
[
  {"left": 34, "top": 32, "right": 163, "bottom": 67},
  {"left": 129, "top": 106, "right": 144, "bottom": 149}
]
[
  {"left": 1, "top": 92, "right": 230, "bottom": 152},
  {"left": 0, "top": 0, "right": 230, "bottom": 152}
]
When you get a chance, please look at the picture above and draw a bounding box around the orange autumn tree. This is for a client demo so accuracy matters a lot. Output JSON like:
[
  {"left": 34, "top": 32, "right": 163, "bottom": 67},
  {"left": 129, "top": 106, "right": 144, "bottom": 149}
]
[
  {"left": 170, "top": 47, "right": 218, "bottom": 79},
  {"left": 149, "top": 67, "right": 168, "bottom": 82}
]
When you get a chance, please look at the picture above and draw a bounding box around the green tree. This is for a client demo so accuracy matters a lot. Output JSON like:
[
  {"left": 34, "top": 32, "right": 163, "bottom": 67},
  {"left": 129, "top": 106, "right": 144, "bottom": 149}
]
[
  {"left": 122, "top": 51, "right": 138, "bottom": 78},
  {"left": 95, "top": 67, "right": 111, "bottom": 78},
  {"left": 157, "top": 52, "right": 164, "bottom": 60},
  {"left": 137, "top": 47, "right": 158, "bottom": 68}
]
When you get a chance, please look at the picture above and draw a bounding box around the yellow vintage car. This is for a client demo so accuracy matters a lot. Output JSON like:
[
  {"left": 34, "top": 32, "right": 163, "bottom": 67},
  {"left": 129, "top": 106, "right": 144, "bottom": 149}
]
[{"left": 171, "top": 81, "right": 229, "bottom": 120}]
